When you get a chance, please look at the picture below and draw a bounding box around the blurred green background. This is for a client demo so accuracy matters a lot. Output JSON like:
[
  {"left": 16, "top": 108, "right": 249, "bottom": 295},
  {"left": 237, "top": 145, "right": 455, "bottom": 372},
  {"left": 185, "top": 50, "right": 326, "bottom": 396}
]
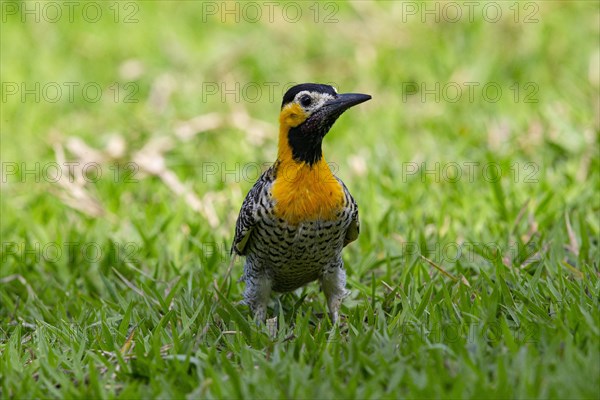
[{"left": 1, "top": 1, "right": 599, "bottom": 398}]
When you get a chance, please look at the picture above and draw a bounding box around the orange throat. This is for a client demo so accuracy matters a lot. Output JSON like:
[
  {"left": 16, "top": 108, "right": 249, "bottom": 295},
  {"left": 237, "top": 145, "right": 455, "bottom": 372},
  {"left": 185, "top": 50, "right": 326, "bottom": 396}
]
[
  {"left": 272, "top": 158, "right": 344, "bottom": 225},
  {"left": 272, "top": 108, "right": 344, "bottom": 225}
]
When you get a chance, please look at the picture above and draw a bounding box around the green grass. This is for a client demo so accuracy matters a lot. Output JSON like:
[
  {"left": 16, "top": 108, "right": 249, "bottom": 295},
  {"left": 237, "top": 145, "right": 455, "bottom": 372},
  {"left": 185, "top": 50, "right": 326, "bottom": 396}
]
[{"left": 1, "top": 1, "right": 599, "bottom": 398}]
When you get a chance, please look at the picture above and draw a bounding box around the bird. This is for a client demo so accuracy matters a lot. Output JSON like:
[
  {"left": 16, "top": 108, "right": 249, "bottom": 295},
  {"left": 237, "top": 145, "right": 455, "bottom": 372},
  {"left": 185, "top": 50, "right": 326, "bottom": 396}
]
[{"left": 230, "top": 83, "right": 371, "bottom": 323}]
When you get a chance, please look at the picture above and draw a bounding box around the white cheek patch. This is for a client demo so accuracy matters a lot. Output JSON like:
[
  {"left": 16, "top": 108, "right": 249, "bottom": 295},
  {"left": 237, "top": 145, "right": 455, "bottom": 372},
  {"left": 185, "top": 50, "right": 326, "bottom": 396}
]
[{"left": 294, "top": 91, "right": 336, "bottom": 115}]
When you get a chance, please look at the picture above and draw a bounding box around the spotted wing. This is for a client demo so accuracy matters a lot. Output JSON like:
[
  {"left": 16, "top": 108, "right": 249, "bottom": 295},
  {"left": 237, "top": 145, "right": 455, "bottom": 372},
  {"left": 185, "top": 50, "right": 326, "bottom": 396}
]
[
  {"left": 231, "top": 167, "right": 274, "bottom": 256},
  {"left": 338, "top": 178, "right": 360, "bottom": 247}
]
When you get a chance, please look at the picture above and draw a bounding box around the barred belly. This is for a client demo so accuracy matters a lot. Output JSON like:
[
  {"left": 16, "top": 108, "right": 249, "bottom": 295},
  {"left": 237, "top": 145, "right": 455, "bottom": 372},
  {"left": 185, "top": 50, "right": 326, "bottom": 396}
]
[{"left": 245, "top": 216, "right": 351, "bottom": 292}]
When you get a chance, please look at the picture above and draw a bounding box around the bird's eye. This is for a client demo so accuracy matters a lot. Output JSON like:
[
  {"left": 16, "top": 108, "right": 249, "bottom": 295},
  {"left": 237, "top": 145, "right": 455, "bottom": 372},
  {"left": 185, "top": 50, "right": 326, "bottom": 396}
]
[{"left": 300, "top": 95, "right": 312, "bottom": 107}]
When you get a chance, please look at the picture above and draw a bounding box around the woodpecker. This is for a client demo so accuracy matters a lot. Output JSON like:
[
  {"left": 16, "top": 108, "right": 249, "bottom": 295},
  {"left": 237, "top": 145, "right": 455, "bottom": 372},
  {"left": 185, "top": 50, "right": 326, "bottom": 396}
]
[{"left": 231, "top": 83, "right": 371, "bottom": 322}]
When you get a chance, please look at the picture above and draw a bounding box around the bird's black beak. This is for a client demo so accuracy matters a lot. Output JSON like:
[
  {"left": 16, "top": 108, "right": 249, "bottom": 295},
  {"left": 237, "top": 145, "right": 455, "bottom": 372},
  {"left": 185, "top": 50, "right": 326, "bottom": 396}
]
[
  {"left": 312, "top": 93, "right": 371, "bottom": 135},
  {"left": 323, "top": 93, "right": 372, "bottom": 116},
  {"left": 300, "top": 92, "right": 371, "bottom": 139}
]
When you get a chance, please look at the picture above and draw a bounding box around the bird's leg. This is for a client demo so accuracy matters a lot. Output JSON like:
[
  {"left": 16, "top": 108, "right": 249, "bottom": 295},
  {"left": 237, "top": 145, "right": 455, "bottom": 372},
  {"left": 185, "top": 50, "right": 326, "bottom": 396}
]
[
  {"left": 321, "top": 265, "right": 349, "bottom": 324},
  {"left": 243, "top": 274, "right": 272, "bottom": 322}
]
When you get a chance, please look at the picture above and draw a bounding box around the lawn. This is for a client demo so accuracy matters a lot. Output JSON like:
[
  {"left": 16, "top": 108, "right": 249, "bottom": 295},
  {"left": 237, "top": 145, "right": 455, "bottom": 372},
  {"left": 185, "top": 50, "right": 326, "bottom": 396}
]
[{"left": 1, "top": 1, "right": 599, "bottom": 398}]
